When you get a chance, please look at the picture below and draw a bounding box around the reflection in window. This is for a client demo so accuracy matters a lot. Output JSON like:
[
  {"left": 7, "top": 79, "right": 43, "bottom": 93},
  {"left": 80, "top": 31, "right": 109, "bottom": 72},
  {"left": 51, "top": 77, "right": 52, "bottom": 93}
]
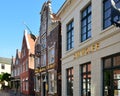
[
  {"left": 66, "top": 20, "right": 74, "bottom": 50},
  {"left": 49, "top": 71, "right": 56, "bottom": 93},
  {"left": 103, "top": 53, "right": 120, "bottom": 96},
  {"left": 81, "top": 4, "right": 91, "bottom": 42},
  {"left": 41, "top": 53, "right": 46, "bottom": 67},
  {"left": 67, "top": 67, "right": 73, "bottom": 96},
  {"left": 103, "top": 0, "right": 120, "bottom": 29},
  {"left": 48, "top": 47, "right": 55, "bottom": 64},
  {"left": 81, "top": 63, "right": 91, "bottom": 96}
]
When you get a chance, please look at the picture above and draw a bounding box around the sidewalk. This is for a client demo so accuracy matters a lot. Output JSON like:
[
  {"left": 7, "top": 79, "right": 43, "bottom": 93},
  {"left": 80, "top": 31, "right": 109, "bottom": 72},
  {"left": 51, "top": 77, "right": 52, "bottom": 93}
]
[{"left": 0, "top": 89, "right": 26, "bottom": 96}]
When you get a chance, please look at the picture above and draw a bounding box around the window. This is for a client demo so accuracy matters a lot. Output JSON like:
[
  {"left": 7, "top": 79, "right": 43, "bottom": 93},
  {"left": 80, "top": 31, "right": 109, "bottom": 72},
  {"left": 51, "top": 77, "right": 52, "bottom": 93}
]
[
  {"left": 67, "top": 67, "right": 73, "bottom": 96},
  {"left": 81, "top": 63, "right": 91, "bottom": 96},
  {"left": 66, "top": 20, "right": 74, "bottom": 50},
  {"left": 41, "top": 53, "right": 46, "bottom": 67},
  {"left": 41, "top": 36, "right": 46, "bottom": 50},
  {"left": 22, "top": 48, "right": 26, "bottom": 58},
  {"left": 49, "top": 71, "right": 56, "bottom": 93},
  {"left": 81, "top": 4, "right": 91, "bottom": 42},
  {"left": 16, "top": 59, "right": 18, "bottom": 65},
  {"left": 48, "top": 47, "right": 55, "bottom": 64},
  {"left": 25, "top": 60, "right": 28, "bottom": 71},
  {"left": 26, "top": 80, "right": 28, "bottom": 91},
  {"left": 35, "top": 57, "right": 40, "bottom": 68},
  {"left": 103, "top": 53, "right": 120, "bottom": 96},
  {"left": 1, "top": 64, "right": 5, "bottom": 69},
  {"left": 23, "top": 62, "right": 25, "bottom": 72},
  {"left": 103, "top": 0, "right": 120, "bottom": 29},
  {"left": 35, "top": 76, "right": 40, "bottom": 92}
]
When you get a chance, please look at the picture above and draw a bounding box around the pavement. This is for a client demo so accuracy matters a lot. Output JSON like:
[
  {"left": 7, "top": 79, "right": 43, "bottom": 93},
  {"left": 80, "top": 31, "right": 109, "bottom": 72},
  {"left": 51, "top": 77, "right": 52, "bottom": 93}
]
[{"left": 0, "top": 89, "right": 26, "bottom": 96}]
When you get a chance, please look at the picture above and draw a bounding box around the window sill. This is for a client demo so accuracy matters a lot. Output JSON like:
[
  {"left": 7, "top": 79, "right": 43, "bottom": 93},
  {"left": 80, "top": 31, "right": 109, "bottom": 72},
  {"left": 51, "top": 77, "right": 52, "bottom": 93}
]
[
  {"left": 66, "top": 48, "right": 74, "bottom": 54},
  {"left": 79, "top": 38, "right": 92, "bottom": 47}
]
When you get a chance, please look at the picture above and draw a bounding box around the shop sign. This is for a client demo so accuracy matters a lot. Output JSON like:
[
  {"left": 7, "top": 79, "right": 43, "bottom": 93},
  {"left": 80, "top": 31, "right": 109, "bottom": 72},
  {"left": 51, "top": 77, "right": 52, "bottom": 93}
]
[
  {"left": 34, "top": 64, "right": 55, "bottom": 73},
  {"left": 74, "top": 42, "right": 100, "bottom": 59}
]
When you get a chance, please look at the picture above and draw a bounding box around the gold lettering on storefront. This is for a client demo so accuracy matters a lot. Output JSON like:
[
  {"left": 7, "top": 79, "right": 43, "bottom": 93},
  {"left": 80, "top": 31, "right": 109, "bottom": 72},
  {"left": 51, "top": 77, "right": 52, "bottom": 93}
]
[
  {"left": 74, "top": 42, "right": 100, "bottom": 59},
  {"left": 34, "top": 64, "right": 55, "bottom": 73}
]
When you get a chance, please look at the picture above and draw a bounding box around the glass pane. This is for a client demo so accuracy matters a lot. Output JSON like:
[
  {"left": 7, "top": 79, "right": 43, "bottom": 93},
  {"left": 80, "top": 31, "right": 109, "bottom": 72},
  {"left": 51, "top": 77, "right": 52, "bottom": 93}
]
[
  {"left": 104, "top": 58, "right": 111, "bottom": 68},
  {"left": 116, "top": 1, "right": 120, "bottom": 8},
  {"left": 104, "top": 18, "right": 111, "bottom": 28},
  {"left": 67, "top": 32, "right": 71, "bottom": 38},
  {"left": 104, "top": 70, "right": 111, "bottom": 87},
  {"left": 88, "top": 15, "right": 91, "bottom": 23},
  {"left": 71, "top": 36, "right": 74, "bottom": 42},
  {"left": 88, "top": 64, "right": 91, "bottom": 72},
  {"left": 71, "top": 41, "right": 74, "bottom": 48},
  {"left": 82, "top": 26, "right": 87, "bottom": 34},
  {"left": 87, "top": 31, "right": 91, "bottom": 38},
  {"left": 67, "top": 68, "right": 73, "bottom": 96},
  {"left": 104, "top": 0, "right": 111, "bottom": 10},
  {"left": 88, "top": 23, "right": 91, "bottom": 31},
  {"left": 83, "top": 65, "right": 86, "bottom": 73},
  {"left": 72, "top": 30, "right": 74, "bottom": 36},
  {"left": 82, "top": 10, "right": 87, "bottom": 18},
  {"left": 114, "top": 70, "right": 120, "bottom": 90},
  {"left": 82, "top": 19, "right": 87, "bottom": 27},
  {"left": 87, "top": 79, "right": 91, "bottom": 89},
  {"left": 104, "top": 70, "right": 112, "bottom": 96},
  {"left": 83, "top": 82, "right": 86, "bottom": 90},
  {"left": 113, "top": 55, "right": 120, "bottom": 67},
  {"left": 114, "top": 90, "right": 120, "bottom": 96},
  {"left": 82, "top": 34, "right": 86, "bottom": 41},
  {"left": 68, "top": 24, "right": 71, "bottom": 31},
  {"left": 105, "top": 9, "right": 111, "bottom": 19},
  {"left": 114, "top": 70, "right": 120, "bottom": 79},
  {"left": 83, "top": 89, "right": 86, "bottom": 96},
  {"left": 71, "top": 21, "right": 74, "bottom": 28},
  {"left": 88, "top": 5, "right": 91, "bottom": 14}
]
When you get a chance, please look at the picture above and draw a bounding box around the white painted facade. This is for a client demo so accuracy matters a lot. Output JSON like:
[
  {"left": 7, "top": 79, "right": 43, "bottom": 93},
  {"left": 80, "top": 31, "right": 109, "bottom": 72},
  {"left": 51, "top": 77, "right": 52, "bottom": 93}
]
[
  {"left": 57, "top": 0, "right": 120, "bottom": 96},
  {"left": 0, "top": 63, "right": 11, "bottom": 74}
]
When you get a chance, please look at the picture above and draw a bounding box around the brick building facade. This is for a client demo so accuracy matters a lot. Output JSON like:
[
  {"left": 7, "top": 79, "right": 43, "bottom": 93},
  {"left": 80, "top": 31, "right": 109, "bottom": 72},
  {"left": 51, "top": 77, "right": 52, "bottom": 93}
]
[{"left": 34, "top": 1, "right": 61, "bottom": 96}]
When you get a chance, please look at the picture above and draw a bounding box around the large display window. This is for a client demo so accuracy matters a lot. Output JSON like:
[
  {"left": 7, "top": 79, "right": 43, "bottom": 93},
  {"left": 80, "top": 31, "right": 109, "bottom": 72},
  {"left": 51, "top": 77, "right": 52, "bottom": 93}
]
[{"left": 103, "top": 53, "right": 120, "bottom": 96}]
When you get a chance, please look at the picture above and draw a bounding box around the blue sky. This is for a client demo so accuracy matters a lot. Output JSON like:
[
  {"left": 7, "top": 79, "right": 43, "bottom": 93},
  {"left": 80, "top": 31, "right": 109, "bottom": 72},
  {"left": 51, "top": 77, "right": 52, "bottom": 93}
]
[{"left": 0, "top": 0, "right": 65, "bottom": 58}]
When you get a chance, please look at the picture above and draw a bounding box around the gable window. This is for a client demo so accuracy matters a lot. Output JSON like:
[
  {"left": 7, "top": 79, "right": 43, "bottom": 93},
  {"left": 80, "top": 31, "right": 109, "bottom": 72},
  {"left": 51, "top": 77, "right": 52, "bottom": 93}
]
[
  {"left": 103, "top": 53, "right": 120, "bottom": 96},
  {"left": 81, "top": 4, "right": 91, "bottom": 42},
  {"left": 103, "top": 0, "right": 120, "bottom": 29},
  {"left": 66, "top": 20, "right": 74, "bottom": 51},
  {"left": 66, "top": 67, "right": 74, "bottom": 96},
  {"left": 81, "top": 62, "right": 91, "bottom": 96}
]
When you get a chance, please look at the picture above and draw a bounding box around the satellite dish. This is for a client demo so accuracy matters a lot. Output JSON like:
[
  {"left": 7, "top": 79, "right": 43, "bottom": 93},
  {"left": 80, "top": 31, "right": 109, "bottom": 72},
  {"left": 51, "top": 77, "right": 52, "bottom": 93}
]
[{"left": 111, "top": 0, "right": 120, "bottom": 12}]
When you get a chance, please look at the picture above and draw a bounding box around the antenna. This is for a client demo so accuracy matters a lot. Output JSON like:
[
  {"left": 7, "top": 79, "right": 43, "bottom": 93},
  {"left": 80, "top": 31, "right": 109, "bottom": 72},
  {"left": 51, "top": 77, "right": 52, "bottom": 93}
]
[{"left": 23, "top": 22, "right": 36, "bottom": 41}]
